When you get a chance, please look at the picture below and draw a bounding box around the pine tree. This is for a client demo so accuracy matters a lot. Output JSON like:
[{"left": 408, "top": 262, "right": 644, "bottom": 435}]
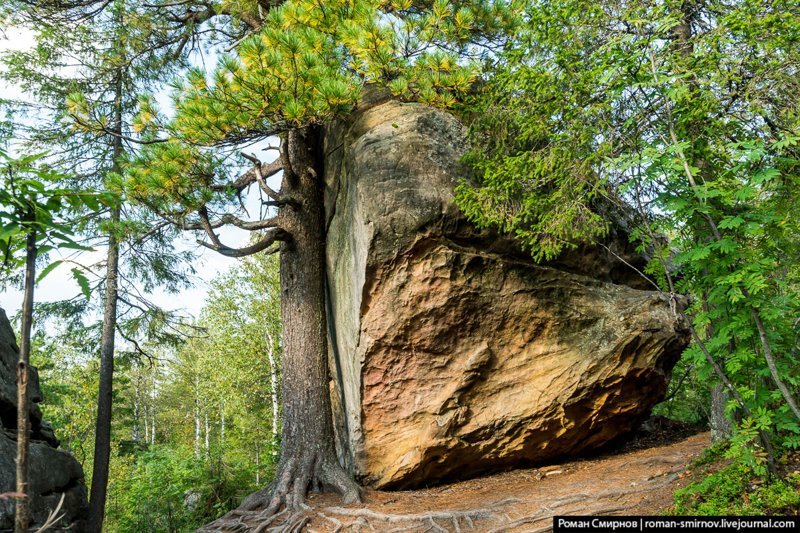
[
  {"left": 114, "top": 0, "right": 520, "bottom": 524},
  {"left": 1, "top": 2, "right": 208, "bottom": 529}
]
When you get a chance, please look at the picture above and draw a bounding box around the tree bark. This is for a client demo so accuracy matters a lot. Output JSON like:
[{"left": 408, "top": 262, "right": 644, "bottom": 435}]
[
  {"left": 710, "top": 384, "right": 733, "bottom": 443},
  {"left": 15, "top": 229, "right": 36, "bottom": 533},
  {"left": 87, "top": 58, "right": 125, "bottom": 531},
  {"left": 87, "top": 204, "right": 120, "bottom": 533},
  {"left": 238, "top": 126, "right": 359, "bottom": 514}
]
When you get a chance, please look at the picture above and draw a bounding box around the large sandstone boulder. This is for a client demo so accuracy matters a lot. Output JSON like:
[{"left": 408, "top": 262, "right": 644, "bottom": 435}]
[
  {"left": 323, "top": 96, "right": 691, "bottom": 489},
  {"left": 0, "top": 307, "right": 89, "bottom": 530}
]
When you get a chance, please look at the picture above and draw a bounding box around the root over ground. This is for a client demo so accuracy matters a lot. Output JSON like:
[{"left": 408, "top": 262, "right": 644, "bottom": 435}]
[{"left": 206, "top": 431, "right": 709, "bottom": 532}]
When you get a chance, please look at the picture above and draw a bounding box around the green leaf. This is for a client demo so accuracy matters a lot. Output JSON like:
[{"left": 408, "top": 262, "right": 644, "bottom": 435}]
[
  {"left": 71, "top": 267, "right": 92, "bottom": 300},
  {"left": 718, "top": 215, "right": 745, "bottom": 229},
  {"left": 36, "top": 260, "right": 63, "bottom": 283},
  {"left": 0, "top": 223, "right": 21, "bottom": 242},
  {"left": 715, "top": 239, "right": 737, "bottom": 255},
  {"left": 752, "top": 168, "right": 780, "bottom": 184}
]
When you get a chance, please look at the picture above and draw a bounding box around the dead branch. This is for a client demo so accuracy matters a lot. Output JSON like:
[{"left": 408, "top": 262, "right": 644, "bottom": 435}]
[
  {"left": 34, "top": 493, "right": 67, "bottom": 533},
  {"left": 196, "top": 228, "right": 287, "bottom": 258},
  {"left": 180, "top": 213, "right": 279, "bottom": 232},
  {"left": 240, "top": 153, "right": 298, "bottom": 208},
  {"left": 198, "top": 206, "right": 224, "bottom": 247},
  {"left": 241, "top": 152, "right": 283, "bottom": 200},
  {"left": 211, "top": 158, "right": 284, "bottom": 193}
]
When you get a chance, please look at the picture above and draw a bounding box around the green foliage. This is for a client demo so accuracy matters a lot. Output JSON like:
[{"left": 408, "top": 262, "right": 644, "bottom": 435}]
[
  {"left": 457, "top": 0, "right": 800, "bottom": 470},
  {"left": 691, "top": 441, "right": 732, "bottom": 468},
  {"left": 105, "top": 445, "right": 257, "bottom": 533},
  {"left": 121, "top": 0, "right": 519, "bottom": 217},
  {"left": 31, "top": 252, "right": 283, "bottom": 531},
  {"left": 2, "top": 0, "right": 198, "bottom": 341},
  {"left": 674, "top": 460, "right": 800, "bottom": 515},
  {"left": 32, "top": 333, "right": 100, "bottom": 466},
  {"left": 652, "top": 358, "right": 712, "bottom": 426},
  {"left": 0, "top": 149, "right": 103, "bottom": 284}
]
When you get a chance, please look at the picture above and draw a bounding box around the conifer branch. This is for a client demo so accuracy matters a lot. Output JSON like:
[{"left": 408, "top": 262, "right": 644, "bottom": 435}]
[
  {"left": 69, "top": 114, "right": 170, "bottom": 145},
  {"left": 240, "top": 152, "right": 300, "bottom": 208},
  {"left": 115, "top": 323, "right": 158, "bottom": 362},
  {"left": 196, "top": 228, "right": 287, "bottom": 258},
  {"left": 180, "top": 212, "right": 280, "bottom": 232},
  {"left": 210, "top": 159, "right": 284, "bottom": 193}
]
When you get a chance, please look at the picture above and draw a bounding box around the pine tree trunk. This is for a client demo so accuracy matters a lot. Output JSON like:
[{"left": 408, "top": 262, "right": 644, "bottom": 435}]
[
  {"left": 14, "top": 229, "right": 36, "bottom": 533},
  {"left": 87, "top": 63, "right": 124, "bottom": 531},
  {"left": 238, "top": 126, "right": 359, "bottom": 513},
  {"left": 87, "top": 204, "right": 120, "bottom": 533}
]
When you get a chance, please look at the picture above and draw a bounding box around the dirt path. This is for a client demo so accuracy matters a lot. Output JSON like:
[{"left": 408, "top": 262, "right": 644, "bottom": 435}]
[
  {"left": 300, "top": 432, "right": 710, "bottom": 532},
  {"left": 207, "top": 431, "right": 709, "bottom": 532}
]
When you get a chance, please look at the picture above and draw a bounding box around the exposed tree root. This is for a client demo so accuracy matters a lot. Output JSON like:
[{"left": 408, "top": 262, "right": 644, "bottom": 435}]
[
  {"left": 198, "top": 450, "right": 360, "bottom": 533},
  {"left": 312, "top": 468, "right": 683, "bottom": 532},
  {"left": 322, "top": 506, "right": 494, "bottom": 533},
  {"left": 485, "top": 501, "right": 639, "bottom": 532},
  {"left": 199, "top": 447, "right": 691, "bottom": 532}
]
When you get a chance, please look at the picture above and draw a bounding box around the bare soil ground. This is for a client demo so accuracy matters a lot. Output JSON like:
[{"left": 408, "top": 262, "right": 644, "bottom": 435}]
[
  {"left": 289, "top": 430, "right": 711, "bottom": 532},
  {"left": 208, "top": 426, "right": 709, "bottom": 532}
]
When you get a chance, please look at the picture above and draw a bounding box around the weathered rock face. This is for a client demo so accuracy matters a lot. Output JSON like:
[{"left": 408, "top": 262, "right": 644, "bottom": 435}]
[
  {"left": 0, "top": 307, "right": 89, "bottom": 530},
  {"left": 323, "top": 97, "right": 691, "bottom": 490}
]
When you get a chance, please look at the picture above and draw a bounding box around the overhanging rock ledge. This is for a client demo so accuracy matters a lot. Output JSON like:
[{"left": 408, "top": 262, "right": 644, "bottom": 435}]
[{"left": 323, "top": 97, "right": 690, "bottom": 489}]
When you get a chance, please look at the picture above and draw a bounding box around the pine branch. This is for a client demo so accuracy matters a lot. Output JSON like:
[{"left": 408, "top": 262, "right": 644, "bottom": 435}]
[
  {"left": 181, "top": 212, "right": 280, "bottom": 232},
  {"left": 239, "top": 152, "right": 300, "bottom": 208},
  {"left": 193, "top": 207, "right": 287, "bottom": 258},
  {"left": 196, "top": 229, "right": 287, "bottom": 258},
  {"left": 210, "top": 158, "right": 284, "bottom": 193}
]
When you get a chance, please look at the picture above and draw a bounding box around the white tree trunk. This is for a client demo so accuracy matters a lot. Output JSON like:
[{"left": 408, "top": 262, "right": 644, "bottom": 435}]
[
  {"left": 132, "top": 373, "right": 141, "bottom": 443},
  {"left": 150, "top": 374, "right": 157, "bottom": 445},
  {"left": 220, "top": 403, "right": 226, "bottom": 444},
  {"left": 143, "top": 402, "right": 150, "bottom": 444},
  {"left": 204, "top": 413, "right": 210, "bottom": 456},
  {"left": 193, "top": 379, "right": 201, "bottom": 457},
  {"left": 266, "top": 330, "right": 280, "bottom": 448}
]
